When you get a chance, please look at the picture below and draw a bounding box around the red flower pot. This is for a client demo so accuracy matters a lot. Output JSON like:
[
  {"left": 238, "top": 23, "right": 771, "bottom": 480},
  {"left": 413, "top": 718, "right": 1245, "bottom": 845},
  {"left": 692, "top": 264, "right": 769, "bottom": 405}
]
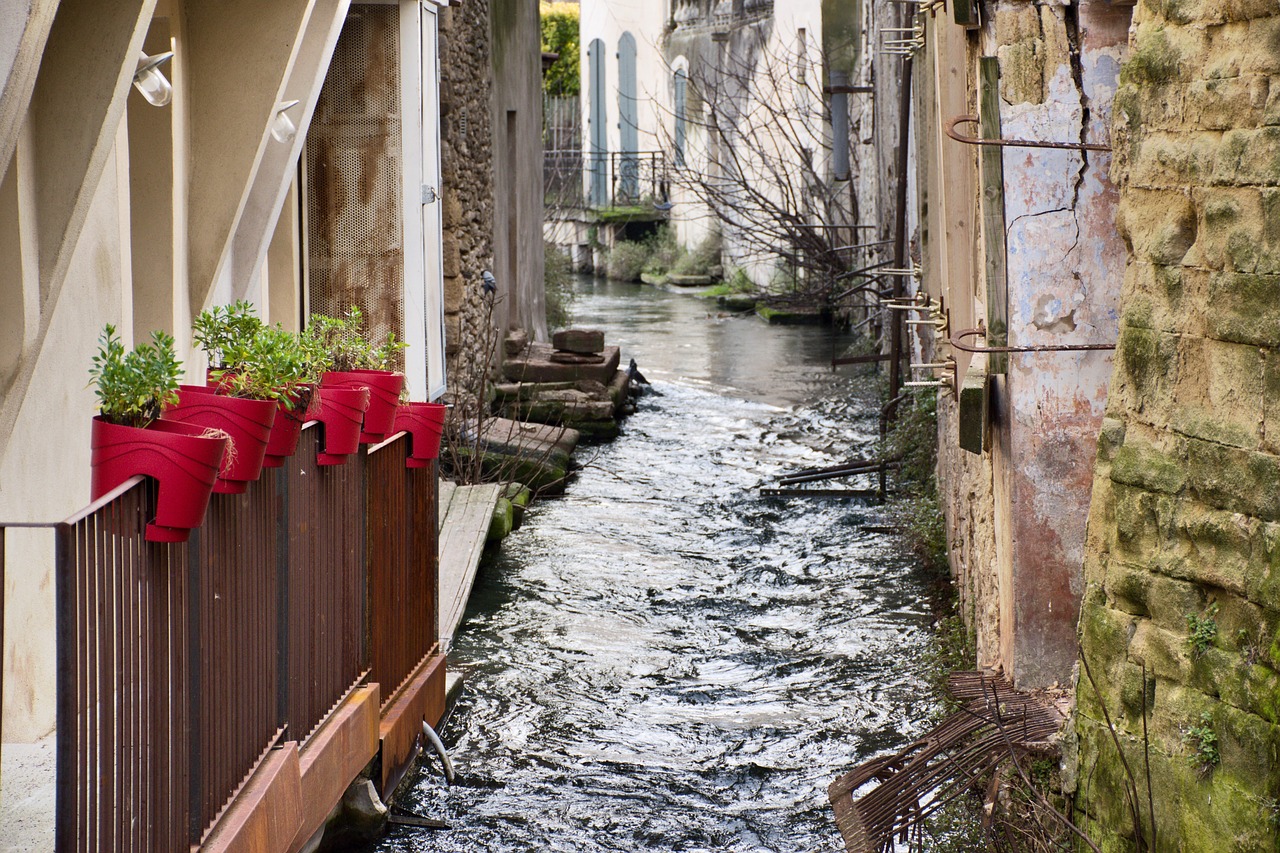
[
  {"left": 90, "top": 416, "right": 228, "bottom": 542},
  {"left": 395, "top": 402, "right": 447, "bottom": 468},
  {"left": 160, "top": 385, "right": 277, "bottom": 494},
  {"left": 311, "top": 386, "right": 371, "bottom": 466},
  {"left": 262, "top": 385, "right": 314, "bottom": 469},
  {"left": 322, "top": 370, "right": 404, "bottom": 443}
]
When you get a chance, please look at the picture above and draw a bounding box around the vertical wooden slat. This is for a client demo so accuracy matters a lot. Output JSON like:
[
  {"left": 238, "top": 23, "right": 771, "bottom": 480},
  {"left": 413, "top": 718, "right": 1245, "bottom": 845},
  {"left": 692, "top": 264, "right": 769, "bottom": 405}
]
[{"left": 978, "top": 56, "right": 1009, "bottom": 375}]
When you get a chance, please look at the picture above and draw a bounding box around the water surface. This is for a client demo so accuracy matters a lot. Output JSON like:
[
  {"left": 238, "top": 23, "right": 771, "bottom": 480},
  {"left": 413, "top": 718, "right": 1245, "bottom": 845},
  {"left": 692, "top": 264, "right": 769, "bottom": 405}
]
[{"left": 371, "top": 278, "right": 939, "bottom": 852}]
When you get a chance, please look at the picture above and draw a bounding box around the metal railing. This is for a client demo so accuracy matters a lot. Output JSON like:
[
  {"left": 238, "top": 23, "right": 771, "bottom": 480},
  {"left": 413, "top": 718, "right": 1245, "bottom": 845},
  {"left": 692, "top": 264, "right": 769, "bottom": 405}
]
[
  {"left": 4, "top": 421, "right": 440, "bottom": 851},
  {"left": 366, "top": 436, "right": 437, "bottom": 706},
  {"left": 546, "top": 149, "right": 669, "bottom": 211}
]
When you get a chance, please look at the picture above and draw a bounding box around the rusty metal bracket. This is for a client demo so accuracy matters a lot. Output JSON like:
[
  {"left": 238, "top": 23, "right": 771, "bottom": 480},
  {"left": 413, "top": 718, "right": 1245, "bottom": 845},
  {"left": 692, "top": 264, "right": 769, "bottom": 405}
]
[
  {"left": 950, "top": 323, "right": 1115, "bottom": 353},
  {"left": 945, "top": 115, "right": 1111, "bottom": 152}
]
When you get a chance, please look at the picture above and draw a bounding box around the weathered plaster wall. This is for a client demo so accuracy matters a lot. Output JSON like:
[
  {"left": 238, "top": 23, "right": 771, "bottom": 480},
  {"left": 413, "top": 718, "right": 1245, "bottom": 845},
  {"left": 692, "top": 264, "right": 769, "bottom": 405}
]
[
  {"left": 995, "top": 0, "right": 1128, "bottom": 687},
  {"left": 1075, "top": 0, "right": 1280, "bottom": 847},
  {"left": 922, "top": 1, "right": 1128, "bottom": 688}
]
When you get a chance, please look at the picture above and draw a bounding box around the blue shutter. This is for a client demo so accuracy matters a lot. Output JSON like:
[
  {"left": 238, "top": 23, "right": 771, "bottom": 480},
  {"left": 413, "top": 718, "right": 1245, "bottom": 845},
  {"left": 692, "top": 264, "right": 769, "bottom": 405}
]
[
  {"left": 618, "top": 33, "right": 639, "bottom": 202},
  {"left": 588, "top": 38, "right": 608, "bottom": 207}
]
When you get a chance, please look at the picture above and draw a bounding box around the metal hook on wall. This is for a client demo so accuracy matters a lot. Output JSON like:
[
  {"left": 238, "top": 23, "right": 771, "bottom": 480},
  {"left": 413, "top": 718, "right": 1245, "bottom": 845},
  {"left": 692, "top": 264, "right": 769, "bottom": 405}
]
[{"left": 945, "top": 115, "right": 1111, "bottom": 153}]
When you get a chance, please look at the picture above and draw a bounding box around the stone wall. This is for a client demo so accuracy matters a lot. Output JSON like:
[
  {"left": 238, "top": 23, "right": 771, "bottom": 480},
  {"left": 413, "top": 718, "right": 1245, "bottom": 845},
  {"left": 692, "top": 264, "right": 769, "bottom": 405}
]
[
  {"left": 439, "top": 1, "right": 495, "bottom": 401},
  {"left": 1075, "top": 0, "right": 1280, "bottom": 847}
]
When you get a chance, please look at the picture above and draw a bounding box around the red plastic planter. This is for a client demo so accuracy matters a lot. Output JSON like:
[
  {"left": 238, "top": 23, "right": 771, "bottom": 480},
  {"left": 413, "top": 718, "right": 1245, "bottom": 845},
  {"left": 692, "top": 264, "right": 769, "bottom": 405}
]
[
  {"left": 310, "top": 386, "right": 371, "bottom": 466},
  {"left": 322, "top": 370, "right": 405, "bottom": 443},
  {"left": 262, "top": 385, "right": 314, "bottom": 469},
  {"left": 90, "top": 416, "right": 228, "bottom": 542},
  {"left": 395, "top": 402, "right": 447, "bottom": 468},
  {"left": 160, "top": 385, "right": 277, "bottom": 494}
]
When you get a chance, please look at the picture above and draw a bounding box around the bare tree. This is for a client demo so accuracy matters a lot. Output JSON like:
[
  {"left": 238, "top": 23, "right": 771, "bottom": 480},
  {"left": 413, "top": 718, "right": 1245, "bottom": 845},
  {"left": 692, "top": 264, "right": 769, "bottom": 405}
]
[{"left": 659, "top": 36, "right": 887, "bottom": 312}]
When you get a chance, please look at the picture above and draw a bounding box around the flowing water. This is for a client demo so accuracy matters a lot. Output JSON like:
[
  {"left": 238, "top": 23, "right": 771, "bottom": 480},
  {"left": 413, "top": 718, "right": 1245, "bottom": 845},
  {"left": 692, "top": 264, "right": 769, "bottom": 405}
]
[{"left": 370, "top": 278, "right": 942, "bottom": 852}]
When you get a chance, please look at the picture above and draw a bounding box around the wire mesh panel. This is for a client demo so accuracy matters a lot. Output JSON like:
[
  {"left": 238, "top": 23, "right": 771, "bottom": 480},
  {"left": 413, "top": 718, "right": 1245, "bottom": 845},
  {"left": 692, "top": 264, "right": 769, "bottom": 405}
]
[{"left": 305, "top": 5, "right": 405, "bottom": 370}]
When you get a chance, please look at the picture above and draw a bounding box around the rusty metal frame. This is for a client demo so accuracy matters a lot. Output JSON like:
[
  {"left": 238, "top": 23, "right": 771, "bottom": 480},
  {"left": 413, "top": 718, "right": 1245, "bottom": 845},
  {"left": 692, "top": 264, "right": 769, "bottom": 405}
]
[{"left": 946, "top": 114, "right": 1111, "bottom": 152}]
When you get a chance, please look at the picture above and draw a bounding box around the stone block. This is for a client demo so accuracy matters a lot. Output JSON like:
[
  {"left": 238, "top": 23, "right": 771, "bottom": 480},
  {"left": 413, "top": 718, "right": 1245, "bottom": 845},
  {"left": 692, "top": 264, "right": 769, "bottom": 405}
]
[
  {"left": 1161, "top": 502, "right": 1257, "bottom": 596},
  {"left": 1185, "top": 76, "right": 1267, "bottom": 130},
  {"left": 1185, "top": 436, "right": 1280, "bottom": 520},
  {"left": 552, "top": 329, "right": 605, "bottom": 354},
  {"left": 1169, "top": 334, "right": 1264, "bottom": 448},
  {"left": 443, "top": 274, "right": 465, "bottom": 314},
  {"left": 1118, "top": 189, "right": 1197, "bottom": 264},
  {"left": 1114, "top": 326, "right": 1180, "bottom": 417},
  {"left": 1214, "top": 126, "right": 1280, "bottom": 186},
  {"left": 1193, "top": 186, "right": 1262, "bottom": 270},
  {"left": 442, "top": 232, "right": 462, "bottom": 279},
  {"left": 1204, "top": 272, "right": 1280, "bottom": 345},
  {"left": 1110, "top": 438, "right": 1188, "bottom": 495},
  {"left": 504, "top": 329, "right": 528, "bottom": 357},
  {"left": 444, "top": 314, "right": 461, "bottom": 356}
]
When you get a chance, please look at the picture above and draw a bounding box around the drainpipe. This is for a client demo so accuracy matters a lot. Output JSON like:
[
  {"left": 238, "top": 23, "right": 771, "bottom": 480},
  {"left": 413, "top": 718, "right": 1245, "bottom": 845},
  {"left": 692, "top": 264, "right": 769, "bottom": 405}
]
[
  {"left": 830, "top": 70, "right": 851, "bottom": 182},
  {"left": 422, "top": 721, "right": 456, "bottom": 786}
]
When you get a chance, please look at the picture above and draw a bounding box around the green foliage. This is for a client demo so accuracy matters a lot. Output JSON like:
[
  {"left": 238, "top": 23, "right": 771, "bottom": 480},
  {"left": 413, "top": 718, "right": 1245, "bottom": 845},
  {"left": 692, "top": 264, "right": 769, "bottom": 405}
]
[
  {"left": 303, "top": 306, "right": 407, "bottom": 373},
  {"left": 544, "top": 242, "right": 575, "bottom": 331},
  {"left": 606, "top": 240, "right": 651, "bottom": 282},
  {"left": 641, "top": 226, "right": 680, "bottom": 276},
  {"left": 215, "top": 325, "right": 315, "bottom": 408},
  {"left": 1184, "top": 713, "right": 1220, "bottom": 775},
  {"left": 1186, "top": 602, "right": 1219, "bottom": 658},
  {"left": 192, "top": 300, "right": 262, "bottom": 368},
  {"left": 89, "top": 325, "right": 182, "bottom": 428},
  {"left": 197, "top": 302, "right": 325, "bottom": 405},
  {"left": 540, "top": 2, "right": 579, "bottom": 97},
  {"left": 672, "top": 232, "right": 722, "bottom": 277}
]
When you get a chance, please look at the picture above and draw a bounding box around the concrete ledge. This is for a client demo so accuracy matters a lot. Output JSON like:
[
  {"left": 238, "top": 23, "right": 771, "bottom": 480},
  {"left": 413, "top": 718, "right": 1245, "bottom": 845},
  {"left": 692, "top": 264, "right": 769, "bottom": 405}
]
[
  {"left": 202, "top": 743, "right": 303, "bottom": 853},
  {"left": 378, "top": 654, "right": 447, "bottom": 799},
  {"left": 287, "top": 684, "right": 382, "bottom": 853}
]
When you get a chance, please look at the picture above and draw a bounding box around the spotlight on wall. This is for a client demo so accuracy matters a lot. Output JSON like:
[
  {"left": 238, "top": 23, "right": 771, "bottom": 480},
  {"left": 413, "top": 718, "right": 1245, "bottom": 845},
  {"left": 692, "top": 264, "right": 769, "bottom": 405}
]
[
  {"left": 133, "top": 50, "right": 174, "bottom": 107},
  {"left": 271, "top": 99, "right": 302, "bottom": 143}
]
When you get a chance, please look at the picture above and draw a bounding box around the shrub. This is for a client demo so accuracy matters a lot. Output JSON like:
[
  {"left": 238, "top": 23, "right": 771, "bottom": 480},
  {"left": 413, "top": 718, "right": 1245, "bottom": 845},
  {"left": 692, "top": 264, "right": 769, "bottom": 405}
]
[
  {"left": 545, "top": 242, "right": 575, "bottom": 330},
  {"left": 606, "top": 240, "right": 650, "bottom": 282},
  {"left": 672, "top": 232, "right": 722, "bottom": 276},
  {"left": 642, "top": 226, "right": 680, "bottom": 276},
  {"left": 89, "top": 325, "right": 183, "bottom": 428}
]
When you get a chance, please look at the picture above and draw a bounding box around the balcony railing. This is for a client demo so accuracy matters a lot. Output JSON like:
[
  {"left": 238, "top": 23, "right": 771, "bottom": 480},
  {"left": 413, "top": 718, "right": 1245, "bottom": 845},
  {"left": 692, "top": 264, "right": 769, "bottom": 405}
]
[
  {"left": 546, "top": 149, "right": 669, "bottom": 212},
  {"left": 2, "top": 423, "right": 438, "bottom": 851}
]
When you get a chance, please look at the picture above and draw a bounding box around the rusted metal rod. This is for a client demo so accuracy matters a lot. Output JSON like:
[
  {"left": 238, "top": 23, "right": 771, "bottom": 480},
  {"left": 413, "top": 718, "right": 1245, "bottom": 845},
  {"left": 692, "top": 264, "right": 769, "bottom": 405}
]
[
  {"left": 950, "top": 323, "right": 1116, "bottom": 353},
  {"left": 946, "top": 115, "right": 1111, "bottom": 152}
]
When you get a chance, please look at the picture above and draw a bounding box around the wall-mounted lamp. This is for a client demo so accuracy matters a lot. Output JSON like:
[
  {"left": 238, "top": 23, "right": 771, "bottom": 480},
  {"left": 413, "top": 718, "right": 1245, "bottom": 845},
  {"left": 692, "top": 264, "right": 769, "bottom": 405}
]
[
  {"left": 133, "top": 50, "right": 174, "bottom": 107},
  {"left": 270, "top": 99, "right": 302, "bottom": 143}
]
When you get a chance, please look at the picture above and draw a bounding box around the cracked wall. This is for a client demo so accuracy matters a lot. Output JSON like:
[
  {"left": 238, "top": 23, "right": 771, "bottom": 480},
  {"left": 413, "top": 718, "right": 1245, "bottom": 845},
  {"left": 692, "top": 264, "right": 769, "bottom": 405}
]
[
  {"left": 923, "top": 0, "right": 1129, "bottom": 689},
  {"left": 1074, "top": 0, "right": 1280, "bottom": 847},
  {"left": 997, "top": 0, "right": 1129, "bottom": 688}
]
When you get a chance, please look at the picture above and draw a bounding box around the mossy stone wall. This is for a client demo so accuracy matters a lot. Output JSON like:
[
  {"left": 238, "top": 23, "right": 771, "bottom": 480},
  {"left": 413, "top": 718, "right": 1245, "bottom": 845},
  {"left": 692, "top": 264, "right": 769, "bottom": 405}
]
[{"left": 1075, "top": 0, "right": 1280, "bottom": 847}]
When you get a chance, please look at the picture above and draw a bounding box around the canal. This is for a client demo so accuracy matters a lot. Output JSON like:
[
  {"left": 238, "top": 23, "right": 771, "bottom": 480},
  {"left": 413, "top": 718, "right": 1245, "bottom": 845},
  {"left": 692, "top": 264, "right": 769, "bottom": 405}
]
[{"left": 369, "top": 277, "right": 943, "bottom": 851}]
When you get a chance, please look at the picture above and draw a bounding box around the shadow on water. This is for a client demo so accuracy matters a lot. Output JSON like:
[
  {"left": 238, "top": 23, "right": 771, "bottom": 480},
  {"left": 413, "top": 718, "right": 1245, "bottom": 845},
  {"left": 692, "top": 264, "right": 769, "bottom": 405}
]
[{"left": 364, "top": 277, "right": 941, "bottom": 852}]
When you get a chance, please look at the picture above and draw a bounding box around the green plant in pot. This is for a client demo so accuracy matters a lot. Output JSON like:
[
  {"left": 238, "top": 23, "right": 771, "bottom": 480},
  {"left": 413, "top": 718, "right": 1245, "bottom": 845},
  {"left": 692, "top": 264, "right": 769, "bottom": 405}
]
[
  {"left": 192, "top": 300, "right": 263, "bottom": 380},
  {"left": 310, "top": 306, "right": 408, "bottom": 443},
  {"left": 88, "top": 324, "right": 229, "bottom": 542},
  {"left": 165, "top": 302, "right": 284, "bottom": 492}
]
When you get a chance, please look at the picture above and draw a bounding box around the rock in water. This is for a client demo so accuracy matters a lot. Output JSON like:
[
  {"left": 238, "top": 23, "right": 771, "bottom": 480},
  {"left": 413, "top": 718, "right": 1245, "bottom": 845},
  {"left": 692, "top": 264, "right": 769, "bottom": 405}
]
[{"left": 552, "top": 328, "right": 605, "bottom": 354}]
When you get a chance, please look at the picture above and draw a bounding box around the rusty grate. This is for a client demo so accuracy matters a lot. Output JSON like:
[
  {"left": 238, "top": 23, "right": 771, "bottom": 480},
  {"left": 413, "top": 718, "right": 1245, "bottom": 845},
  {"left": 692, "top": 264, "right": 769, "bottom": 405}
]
[
  {"left": 305, "top": 4, "right": 405, "bottom": 370},
  {"left": 828, "top": 671, "right": 1063, "bottom": 852}
]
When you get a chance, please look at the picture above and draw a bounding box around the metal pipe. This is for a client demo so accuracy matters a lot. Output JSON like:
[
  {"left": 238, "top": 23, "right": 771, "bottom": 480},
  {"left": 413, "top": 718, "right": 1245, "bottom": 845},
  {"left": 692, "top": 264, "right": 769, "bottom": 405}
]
[
  {"left": 945, "top": 114, "right": 1110, "bottom": 152},
  {"left": 949, "top": 325, "right": 1115, "bottom": 354},
  {"left": 422, "top": 721, "right": 456, "bottom": 786}
]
